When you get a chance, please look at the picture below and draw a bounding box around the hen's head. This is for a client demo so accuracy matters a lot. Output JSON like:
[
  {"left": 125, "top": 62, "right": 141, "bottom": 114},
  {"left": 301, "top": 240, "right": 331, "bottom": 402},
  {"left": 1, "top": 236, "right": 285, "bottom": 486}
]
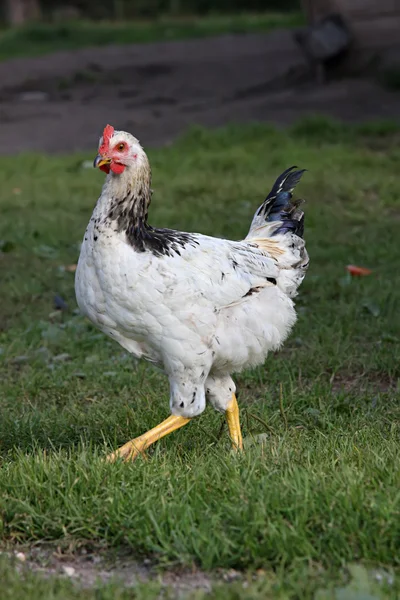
[{"left": 94, "top": 124, "right": 147, "bottom": 175}]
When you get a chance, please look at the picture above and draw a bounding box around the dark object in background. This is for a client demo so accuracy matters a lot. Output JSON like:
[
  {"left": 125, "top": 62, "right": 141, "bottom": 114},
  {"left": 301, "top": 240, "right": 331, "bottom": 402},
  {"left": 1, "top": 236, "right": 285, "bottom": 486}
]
[
  {"left": 295, "top": 14, "right": 351, "bottom": 62},
  {"left": 295, "top": 14, "right": 351, "bottom": 82},
  {"left": 53, "top": 294, "right": 68, "bottom": 311},
  {"left": 299, "top": 0, "right": 400, "bottom": 77},
  {"left": 4, "top": 0, "right": 41, "bottom": 25}
]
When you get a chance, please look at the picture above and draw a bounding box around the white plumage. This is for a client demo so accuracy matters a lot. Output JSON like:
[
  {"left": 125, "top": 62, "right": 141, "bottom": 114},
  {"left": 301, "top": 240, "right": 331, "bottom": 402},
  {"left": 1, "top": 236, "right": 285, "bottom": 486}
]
[{"left": 75, "top": 126, "right": 309, "bottom": 460}]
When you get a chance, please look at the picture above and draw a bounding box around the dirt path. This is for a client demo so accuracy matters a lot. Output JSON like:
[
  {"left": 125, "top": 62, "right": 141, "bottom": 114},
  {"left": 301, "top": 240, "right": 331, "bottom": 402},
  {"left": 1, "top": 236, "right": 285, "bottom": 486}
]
[
  {"left": 0, "top": 31, "right": 399, "bottom": 155},
  {"left": 3, "top": 545, "right": 240, "bottom": 594}
]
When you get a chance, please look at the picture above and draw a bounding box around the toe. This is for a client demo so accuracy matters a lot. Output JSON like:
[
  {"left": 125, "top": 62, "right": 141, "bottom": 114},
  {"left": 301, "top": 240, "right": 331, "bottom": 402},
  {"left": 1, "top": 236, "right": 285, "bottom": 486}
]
[{"left": 106, "top": 439, "right": 146, "bottom": 463}]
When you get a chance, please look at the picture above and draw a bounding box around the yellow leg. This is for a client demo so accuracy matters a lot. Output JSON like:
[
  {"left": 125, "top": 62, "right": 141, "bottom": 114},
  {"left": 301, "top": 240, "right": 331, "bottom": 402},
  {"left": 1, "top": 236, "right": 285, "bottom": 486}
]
[
  {"left": 226, "top": 394, "right": 243, "bottom": 451},
  {"left": 107, "top": 415, "right": 190, "bottom": 463}
]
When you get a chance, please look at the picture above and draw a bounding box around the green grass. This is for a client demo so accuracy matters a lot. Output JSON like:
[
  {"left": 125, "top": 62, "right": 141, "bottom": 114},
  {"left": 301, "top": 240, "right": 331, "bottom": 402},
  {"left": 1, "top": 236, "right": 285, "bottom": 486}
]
[
  {"left": 0, "top": 12, "right": 303, "bottom": 61},
  {"left": 0, "top": 119, "right": 399, "bottom": 597}
]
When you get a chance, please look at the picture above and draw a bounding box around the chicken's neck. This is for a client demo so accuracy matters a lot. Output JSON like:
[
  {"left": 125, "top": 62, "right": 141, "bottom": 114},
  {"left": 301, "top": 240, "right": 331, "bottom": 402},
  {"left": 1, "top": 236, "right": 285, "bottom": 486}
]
[
  {"left": 95, "top": 162, "right": 152, "bottom": 241},
  {"left": 94, "top": 163, "right": 197, "bottom": 257}
]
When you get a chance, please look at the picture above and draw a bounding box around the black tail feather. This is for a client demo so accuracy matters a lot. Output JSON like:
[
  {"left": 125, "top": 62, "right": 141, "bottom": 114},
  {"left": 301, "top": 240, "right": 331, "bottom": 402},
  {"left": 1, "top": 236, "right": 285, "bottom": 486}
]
[{"left": 257, "top": 166, "right": 306, "bottom": 238}]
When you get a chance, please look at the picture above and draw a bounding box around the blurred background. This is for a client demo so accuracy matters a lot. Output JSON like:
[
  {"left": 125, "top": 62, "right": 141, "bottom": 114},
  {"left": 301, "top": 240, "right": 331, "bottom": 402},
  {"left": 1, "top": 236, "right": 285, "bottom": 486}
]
[
  {"left": 4, "top": 0, "right": 298, "bottom": 22},
  {"left": 0, "top": 0, "right": 399, "bottom": 153}
]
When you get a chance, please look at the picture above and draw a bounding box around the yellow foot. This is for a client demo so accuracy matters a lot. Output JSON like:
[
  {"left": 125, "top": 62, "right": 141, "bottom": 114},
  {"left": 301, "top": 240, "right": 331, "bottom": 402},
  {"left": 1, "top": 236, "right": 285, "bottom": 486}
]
[
  {"left": 106, "top": 437, "right": 148, "bottom": 463},
  {"left": 106, "top": 414, "right": 190, "bottom": 463},
  {"left": 226, "top": 394, "right": 243, "bottom": 452}
]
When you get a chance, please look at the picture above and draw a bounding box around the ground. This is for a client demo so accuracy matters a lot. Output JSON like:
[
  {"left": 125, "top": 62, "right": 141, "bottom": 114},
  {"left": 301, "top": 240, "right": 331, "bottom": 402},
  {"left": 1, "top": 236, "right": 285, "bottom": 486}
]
[
  {"left": 0, "top": 29, "right": 400, "bottom": 154},
  {"left": 0, "top": 21, "right": 400, "bottom": 600}
]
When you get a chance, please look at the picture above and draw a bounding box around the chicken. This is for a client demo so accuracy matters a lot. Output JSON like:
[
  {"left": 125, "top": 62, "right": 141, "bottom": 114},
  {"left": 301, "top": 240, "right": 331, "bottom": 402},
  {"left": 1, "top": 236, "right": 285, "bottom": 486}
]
[{"left": 75, "top": 124, "right": 309, "bottom": 462}]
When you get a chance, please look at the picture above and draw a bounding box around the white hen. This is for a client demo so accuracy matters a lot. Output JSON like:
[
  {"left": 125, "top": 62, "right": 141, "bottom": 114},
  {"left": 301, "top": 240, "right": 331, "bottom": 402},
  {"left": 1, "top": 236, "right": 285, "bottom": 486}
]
[{"left": 75, "top": 124, "right": 309, "bottom": 461}]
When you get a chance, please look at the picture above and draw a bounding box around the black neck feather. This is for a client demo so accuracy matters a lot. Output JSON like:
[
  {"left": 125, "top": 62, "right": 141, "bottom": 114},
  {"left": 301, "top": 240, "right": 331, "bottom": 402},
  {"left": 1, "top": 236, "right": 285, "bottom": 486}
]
[{"left": 108, "top": 187, "right": 198, "bottom": 257}]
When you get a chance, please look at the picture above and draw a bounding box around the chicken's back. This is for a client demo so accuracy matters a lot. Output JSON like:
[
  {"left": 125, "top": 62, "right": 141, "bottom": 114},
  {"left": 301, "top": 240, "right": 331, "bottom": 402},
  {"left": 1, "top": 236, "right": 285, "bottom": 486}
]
[{"left": 209, "top": 167, "right": 309, "bottom": 373}]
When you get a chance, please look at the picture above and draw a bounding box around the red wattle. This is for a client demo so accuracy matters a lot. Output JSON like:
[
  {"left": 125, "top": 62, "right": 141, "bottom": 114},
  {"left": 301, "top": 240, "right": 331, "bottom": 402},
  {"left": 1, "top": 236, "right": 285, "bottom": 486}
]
[{"left": 110, "top": 162, "right": 126, "bottom": 174}]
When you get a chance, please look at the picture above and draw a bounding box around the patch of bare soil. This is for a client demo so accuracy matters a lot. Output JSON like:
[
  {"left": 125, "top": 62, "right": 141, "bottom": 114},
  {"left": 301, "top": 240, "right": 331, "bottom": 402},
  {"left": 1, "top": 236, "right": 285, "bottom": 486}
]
[
  {"left": 0, "top": 32, "right": 399, "bottom": 155},
  {"left": 2, "top": 545, "right": 223, "bottom": 593},
  {"left": 330, "top": 371, "right": 397, "bottom": 395}
]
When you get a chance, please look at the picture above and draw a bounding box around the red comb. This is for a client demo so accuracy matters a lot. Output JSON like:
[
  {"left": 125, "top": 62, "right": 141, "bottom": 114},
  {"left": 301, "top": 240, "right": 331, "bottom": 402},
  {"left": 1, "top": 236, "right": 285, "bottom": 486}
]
[{"left": 99, "top": 124, "right": 114, "bottom": 155}]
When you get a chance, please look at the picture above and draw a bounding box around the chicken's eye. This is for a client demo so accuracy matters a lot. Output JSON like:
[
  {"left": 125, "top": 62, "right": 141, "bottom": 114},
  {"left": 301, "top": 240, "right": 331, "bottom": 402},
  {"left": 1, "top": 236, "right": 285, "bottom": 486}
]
[{"left": 117, "top": 143, "right": 126, "bottom": 151}]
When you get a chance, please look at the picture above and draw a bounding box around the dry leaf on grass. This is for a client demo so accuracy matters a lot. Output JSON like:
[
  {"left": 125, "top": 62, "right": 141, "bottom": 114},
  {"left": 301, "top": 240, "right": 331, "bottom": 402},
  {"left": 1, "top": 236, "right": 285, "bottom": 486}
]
[{"left": 346, "top": 264, "right": 372, "bottom": 276}]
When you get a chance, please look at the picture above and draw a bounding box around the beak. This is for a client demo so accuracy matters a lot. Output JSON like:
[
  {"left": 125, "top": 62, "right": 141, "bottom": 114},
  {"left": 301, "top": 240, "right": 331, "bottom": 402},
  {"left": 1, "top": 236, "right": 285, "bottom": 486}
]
[{"left": 93, "top": 154, "right": 111, "bottom": 169}]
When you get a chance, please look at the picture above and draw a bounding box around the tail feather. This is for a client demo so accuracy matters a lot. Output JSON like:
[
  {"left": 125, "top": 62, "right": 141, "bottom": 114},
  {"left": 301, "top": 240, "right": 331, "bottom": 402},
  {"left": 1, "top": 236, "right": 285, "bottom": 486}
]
[{"left": 248, "top": 166, "right": 306, "bottom": 239}]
